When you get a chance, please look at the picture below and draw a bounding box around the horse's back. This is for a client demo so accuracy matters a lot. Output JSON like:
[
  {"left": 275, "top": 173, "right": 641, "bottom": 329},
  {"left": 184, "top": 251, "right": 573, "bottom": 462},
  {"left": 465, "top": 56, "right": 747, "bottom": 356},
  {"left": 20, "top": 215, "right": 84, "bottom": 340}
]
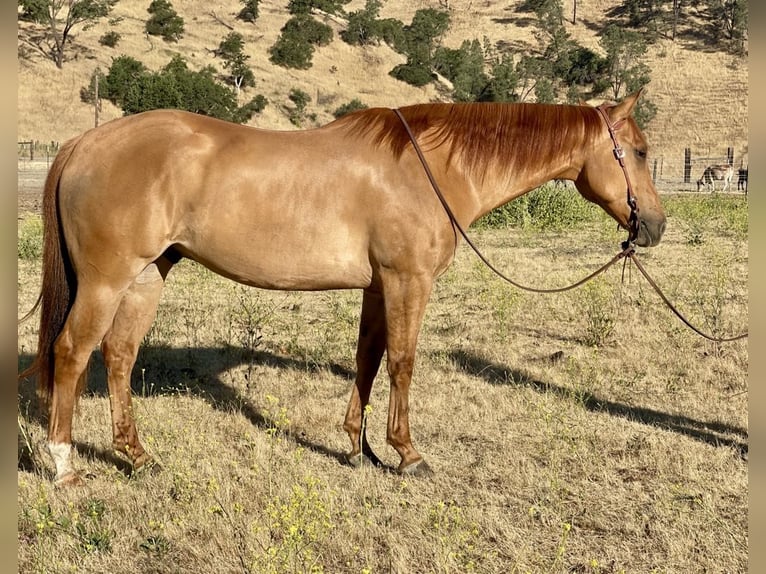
[{"left": 54, "top": 111, "right": 421, "bottom": 290}]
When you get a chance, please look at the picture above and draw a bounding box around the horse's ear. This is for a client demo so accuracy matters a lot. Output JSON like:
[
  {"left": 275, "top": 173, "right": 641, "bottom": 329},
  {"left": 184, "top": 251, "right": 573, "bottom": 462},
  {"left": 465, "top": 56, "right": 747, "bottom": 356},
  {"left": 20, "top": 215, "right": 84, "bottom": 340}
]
[{"left": 608, "top": 88, "right": 643, "bottom": 123}]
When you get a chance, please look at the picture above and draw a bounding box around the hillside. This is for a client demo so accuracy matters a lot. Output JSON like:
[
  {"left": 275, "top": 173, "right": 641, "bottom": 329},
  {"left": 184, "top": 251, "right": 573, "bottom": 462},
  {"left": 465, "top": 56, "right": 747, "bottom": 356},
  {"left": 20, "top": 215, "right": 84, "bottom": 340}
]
[{"left": 17, "top": 0, "right": 748, "bottom": 168}]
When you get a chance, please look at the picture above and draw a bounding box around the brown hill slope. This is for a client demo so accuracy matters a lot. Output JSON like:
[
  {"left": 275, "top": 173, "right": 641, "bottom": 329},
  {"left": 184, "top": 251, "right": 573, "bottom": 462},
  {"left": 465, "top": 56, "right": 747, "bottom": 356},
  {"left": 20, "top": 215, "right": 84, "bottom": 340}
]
[{"left": 17, "top": 0, "right": 748, "bottom": 169}]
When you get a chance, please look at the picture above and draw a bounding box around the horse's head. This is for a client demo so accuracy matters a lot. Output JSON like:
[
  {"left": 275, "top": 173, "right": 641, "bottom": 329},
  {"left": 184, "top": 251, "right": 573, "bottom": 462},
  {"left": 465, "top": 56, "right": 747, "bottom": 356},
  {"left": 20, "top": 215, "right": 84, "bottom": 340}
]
[{"left": 575, "top": 90, "right": 666, "bottom": 247}]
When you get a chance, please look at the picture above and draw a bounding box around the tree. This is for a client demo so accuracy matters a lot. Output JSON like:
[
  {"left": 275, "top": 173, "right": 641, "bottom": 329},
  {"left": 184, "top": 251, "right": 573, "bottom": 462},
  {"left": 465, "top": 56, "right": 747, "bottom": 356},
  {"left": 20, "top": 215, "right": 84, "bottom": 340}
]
[
  {"left": 706, "top": 0, "right": 748, "bottom": 54},
  {"left": 599, "top": 25, "right": 656, "bottom": 128},
  {"left": 93, "top": 54, "right": 266, "bottom": 123},
  {"left": 433, "top": 39, "right": 488, "bottom": 102},
  {"left": 216, "top": 32, "right": 255, "bottom": 92},
  {"left": 341, "top": 0, "right": 383, "bottom": 46},
  {"left": 600, "top": 25, "right": 650, "bottom": 100},
  {"left": 269, "top": 14, "right": 333, "bottom": 69},
  {"left": 237, "top": 0, "right": 259, "bottom": 23},
  {"left": 389, "top": 8, "right": 450, "bottom": 88},
  {"left": 146, "top": 0, "right": 184, "bottom": 43},
  {"left": 102, "top": 55, "right": 148, "bottom": 106},
  {"left": 18, "top": 0, "right": 117, "bottom": 68},
  {"left": 483, "top": 52, "right": 519, "bottom": 102},
  {"left": 288, "top": 0, "right": 349, "bottom": 16}
]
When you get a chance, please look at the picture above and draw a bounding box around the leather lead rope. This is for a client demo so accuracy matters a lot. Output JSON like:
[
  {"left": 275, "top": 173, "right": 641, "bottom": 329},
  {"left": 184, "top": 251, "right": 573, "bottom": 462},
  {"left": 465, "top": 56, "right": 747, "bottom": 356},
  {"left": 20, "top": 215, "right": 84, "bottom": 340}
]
[
  {"left": 391, "top": 107, "right": 747, "bottom": 342},
  {"left": 392, "top": 107, "right": 632, "bottom": 294}
]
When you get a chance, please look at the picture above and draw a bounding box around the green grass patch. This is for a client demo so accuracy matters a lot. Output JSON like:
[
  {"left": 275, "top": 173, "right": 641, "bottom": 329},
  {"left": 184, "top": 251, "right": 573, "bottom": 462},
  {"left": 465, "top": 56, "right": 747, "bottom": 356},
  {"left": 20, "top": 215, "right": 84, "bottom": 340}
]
[
  {"left": 476, "top": 183, "right": 609, "bottom": 231},
  {"left": 18, "top": 216, "right": 43, "bottom": 260},
  {"left": 663, "top": 193, "right": 748, "bottom": 239}
]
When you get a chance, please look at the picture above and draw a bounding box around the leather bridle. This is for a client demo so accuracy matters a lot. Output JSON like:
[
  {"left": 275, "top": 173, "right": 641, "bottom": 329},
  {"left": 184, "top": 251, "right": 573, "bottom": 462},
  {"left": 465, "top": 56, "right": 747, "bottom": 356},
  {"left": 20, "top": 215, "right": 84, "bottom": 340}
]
[
  {"left": 595, "top": 102, "right": 641, "bottom": 246},
  {"left": 391, "top": 106, "right": 747, "bottom": 342}
]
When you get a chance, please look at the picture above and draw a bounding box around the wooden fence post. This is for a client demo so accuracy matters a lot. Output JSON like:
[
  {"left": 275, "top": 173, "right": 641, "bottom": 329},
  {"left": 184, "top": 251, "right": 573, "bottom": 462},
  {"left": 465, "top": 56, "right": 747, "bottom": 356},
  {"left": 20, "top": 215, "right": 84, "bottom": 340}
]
[{"left": 684, "top": 148, "right": 691, "bottom": 184}]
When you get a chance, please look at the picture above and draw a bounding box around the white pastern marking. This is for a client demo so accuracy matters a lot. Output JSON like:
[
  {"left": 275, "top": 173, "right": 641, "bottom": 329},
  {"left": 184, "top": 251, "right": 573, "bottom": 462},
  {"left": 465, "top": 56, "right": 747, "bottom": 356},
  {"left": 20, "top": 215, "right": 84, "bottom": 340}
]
[{"left": 48, "top": 442, "right": 75, "bottom": 479}]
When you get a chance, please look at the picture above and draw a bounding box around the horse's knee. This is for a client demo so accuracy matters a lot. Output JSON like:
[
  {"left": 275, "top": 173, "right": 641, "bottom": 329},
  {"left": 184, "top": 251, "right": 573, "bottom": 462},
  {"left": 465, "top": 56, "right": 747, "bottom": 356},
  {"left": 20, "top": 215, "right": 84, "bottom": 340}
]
[{"left": 387, "top": 356, "right": 415, "bottom": 379}]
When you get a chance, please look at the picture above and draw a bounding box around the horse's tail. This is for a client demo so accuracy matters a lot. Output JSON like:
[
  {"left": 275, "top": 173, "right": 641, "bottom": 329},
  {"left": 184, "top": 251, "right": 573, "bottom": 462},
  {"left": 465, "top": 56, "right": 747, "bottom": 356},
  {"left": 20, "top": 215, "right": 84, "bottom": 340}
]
[{"left": 19, "top": 136, "right": 82, "bottom": 404}]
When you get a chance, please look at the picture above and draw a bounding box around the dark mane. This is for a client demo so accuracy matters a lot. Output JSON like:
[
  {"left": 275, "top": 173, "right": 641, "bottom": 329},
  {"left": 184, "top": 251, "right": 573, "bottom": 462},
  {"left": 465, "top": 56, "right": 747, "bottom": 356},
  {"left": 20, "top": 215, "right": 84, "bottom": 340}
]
[{"left": 339, "top": 102, "right": 604, "bottom": 178}]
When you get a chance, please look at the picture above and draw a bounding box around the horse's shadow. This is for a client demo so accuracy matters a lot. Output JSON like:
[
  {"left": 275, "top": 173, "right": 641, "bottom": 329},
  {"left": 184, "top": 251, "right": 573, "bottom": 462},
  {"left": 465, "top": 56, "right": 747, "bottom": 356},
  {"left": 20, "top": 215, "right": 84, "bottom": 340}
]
[
  {"left": 17, "top": 345, "right": 358, "bottom": 476},
  {"left": 18, "top": 344, "right": 748, "bottom": 477},
  {"left": 448, "top": 349, "right": 748, "bottom": 458}
]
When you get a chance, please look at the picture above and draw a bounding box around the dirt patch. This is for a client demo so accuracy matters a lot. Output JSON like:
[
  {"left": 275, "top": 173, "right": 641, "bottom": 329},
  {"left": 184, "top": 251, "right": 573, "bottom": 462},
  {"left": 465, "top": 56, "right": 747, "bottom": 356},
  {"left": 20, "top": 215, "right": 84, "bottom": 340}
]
[{"left": 18, "top": 160, "right": 49, "bottom": 215}]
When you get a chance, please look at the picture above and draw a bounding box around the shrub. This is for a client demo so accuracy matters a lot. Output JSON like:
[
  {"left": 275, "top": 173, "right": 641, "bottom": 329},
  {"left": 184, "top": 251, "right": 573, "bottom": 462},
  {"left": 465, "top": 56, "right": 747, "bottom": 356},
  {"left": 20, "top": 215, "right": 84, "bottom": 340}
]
[
  {"left": 103, "top": 55, "right": 149, "bottom": 107},
  {"left": 99, "top": 30, "right": 121, "bottom": 47},
  {"left": 282, "top": 14, "right": 332, "bottom": 46},
  {"left": 288, "top": 0, "right": 349, "bottom": 16},
  {"left": 269, "top": 34, "right": 314, "bottom": 69},
  {"left": 18, "top": 217, "right": 43, "bottom": 260},
  {"left": 146, "top": 0, "right": 184, "bottom": 43},
  {"left": 269, "top": 15, "right": 332, "bottom": 69},
  {"left": 288, "top": 88, "right": 312, "bottom": 126},
  {"left": 98, "top": 54, "right": 266, "bottom": 123},
  {"left": 387, "top": 8, "right": 450, "bottom": 88},
  {"left": 476, "top": 183, "right": 602, "bottom": 230},
  {"left": 217, "top": 32, "right": 256, "bottom": 90},
  {"left": 80, "top": 68, "right": 107, "bottom": 104},
  {"left": 237, "top": 0, "right": 259, "bottom": 23},
  {"left": 235, "top": 95, "right": 269, "bottom": 123},
  {"left": 333, "top": 99, "right": 368, "bottom": 118},
  {"left": 390, "top": 62, "right": 433, "bottom": 87}
]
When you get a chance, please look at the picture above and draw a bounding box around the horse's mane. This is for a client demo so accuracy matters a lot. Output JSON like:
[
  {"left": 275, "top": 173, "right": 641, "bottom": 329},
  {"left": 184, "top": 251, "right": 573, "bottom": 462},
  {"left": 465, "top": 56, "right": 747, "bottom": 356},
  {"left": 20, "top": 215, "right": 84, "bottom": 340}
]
[{"left": 338, "top": 102, "right": 605, "bottom": 178}]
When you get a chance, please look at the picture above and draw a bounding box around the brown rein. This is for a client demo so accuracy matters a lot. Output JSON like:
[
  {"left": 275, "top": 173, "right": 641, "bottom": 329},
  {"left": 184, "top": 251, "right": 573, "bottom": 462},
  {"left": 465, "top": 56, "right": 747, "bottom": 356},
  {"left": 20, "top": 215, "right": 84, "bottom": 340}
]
[{"left": 392, "top": 107, "right": 748, "bottom": 343}]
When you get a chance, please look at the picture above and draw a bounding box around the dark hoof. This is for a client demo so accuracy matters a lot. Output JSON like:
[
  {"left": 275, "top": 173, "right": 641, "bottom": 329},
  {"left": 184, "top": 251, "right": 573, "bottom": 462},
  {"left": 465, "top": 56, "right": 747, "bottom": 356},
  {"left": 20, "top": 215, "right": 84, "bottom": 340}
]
[
  {"left": 131, "top": 456, "right": 162, "bottom": 477},
  {"left": 345, "top": 452, "right": 380, "bottom": 469},
  {"left": 398, "top": 459, "right": 434, "bottom": 477}
]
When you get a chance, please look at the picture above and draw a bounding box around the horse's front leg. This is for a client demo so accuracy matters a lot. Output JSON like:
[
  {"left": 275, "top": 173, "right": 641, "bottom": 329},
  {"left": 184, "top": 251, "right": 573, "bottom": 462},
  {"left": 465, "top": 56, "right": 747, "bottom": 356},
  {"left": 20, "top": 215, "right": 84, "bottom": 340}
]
[
  {"left": 343, "top": 289, "right": 386, "bottom": 468},
  {"left": 381, "top": 271, "right": 434, "bottom": 476}
]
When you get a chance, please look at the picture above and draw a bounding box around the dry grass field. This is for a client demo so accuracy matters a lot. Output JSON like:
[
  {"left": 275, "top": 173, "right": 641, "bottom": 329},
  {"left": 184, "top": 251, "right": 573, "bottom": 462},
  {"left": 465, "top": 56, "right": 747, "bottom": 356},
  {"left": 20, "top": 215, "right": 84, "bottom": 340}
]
[
  {"left": 17, "top": 186, "right": 747, "bottom": 573},
  {"left": 17, "top": 1, "right": 749, "bottom": 572}
]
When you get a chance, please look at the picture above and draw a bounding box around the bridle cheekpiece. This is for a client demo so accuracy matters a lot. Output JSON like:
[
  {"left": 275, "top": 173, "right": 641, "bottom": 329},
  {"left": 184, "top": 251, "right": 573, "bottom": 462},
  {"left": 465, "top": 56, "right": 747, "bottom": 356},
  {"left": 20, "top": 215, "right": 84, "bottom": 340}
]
[{"left": 595, "top": 103, "right": 641, "bottom": 247}]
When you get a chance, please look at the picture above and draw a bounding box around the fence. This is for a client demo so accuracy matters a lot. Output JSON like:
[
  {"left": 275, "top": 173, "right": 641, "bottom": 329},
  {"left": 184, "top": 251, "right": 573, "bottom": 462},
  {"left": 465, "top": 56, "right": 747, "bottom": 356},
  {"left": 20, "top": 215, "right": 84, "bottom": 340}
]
[
  {"left": 640, "top": 146, "right": 746, "bottom": 193},
  {"left": 18, "top": 140, "right": 60, "bottom": 162}
]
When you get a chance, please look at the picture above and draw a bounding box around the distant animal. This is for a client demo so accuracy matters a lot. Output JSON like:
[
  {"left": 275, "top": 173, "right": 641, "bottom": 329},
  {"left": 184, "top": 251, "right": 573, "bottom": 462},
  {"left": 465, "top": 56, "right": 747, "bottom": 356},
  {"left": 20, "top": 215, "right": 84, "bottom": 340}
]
[
  {"left": 697, "top": 164, "right": 734, "bottom": 192},
  {"left": 737, "top": 167, "right": 748, "bottom": 193}
]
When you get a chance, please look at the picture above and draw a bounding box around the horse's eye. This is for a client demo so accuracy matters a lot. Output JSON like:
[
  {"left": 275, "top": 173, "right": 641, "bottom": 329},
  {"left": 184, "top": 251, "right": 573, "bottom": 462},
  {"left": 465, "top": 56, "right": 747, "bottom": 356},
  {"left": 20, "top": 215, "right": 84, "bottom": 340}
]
[{"left": 636, "top": 149, "right": 647, "bottom": 159}]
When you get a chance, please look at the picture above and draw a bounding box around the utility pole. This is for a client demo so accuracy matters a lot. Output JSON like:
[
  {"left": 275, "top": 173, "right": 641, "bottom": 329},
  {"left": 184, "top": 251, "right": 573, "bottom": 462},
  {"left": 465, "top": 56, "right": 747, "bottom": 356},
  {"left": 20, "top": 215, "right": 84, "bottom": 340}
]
[{"left": 94, "top": 67, "right": 100, "bottom": 128}]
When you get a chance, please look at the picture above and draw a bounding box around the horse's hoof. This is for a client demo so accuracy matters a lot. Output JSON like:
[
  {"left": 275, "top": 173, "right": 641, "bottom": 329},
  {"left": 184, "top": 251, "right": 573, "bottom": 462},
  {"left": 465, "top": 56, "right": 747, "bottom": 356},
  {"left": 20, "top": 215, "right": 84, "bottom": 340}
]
[
  {"left": 54, "top": 471, "right": 85, "bottom": 488},
  {"left": 398, "top": 459, "right": 434, "bottom": 478},
  {"left": 346, "top": 452, "right": 377, "bottom": 469},
  {"left": 132, "top": 456, "right": 162, "bottom": 477}
]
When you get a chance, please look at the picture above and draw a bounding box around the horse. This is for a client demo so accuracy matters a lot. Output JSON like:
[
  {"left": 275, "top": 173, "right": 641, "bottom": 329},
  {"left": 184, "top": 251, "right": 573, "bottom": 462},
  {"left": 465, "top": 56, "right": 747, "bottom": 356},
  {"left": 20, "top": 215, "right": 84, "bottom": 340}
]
[
  {"left": 20, "top": 90, "right": 666, "bottom": 486},
  {"left": 737, "top": 167, "right": 748, "bottom": 193},
  {"left": 696, "top": 163, "right": 734, "bottom": 192}
]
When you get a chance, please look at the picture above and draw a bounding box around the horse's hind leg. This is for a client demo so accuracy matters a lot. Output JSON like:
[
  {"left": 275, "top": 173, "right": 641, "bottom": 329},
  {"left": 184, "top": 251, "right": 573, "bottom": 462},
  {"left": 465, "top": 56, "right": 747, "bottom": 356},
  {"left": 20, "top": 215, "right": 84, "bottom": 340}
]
[
  {"left": 48, "top": 283, "right": 127, "bottom": 486},
  {"left": 343, "top": 289, "right": 386, "bottom": 467},
  {"left": 101, "top": 258, "right": 172, "bottom": 474}
]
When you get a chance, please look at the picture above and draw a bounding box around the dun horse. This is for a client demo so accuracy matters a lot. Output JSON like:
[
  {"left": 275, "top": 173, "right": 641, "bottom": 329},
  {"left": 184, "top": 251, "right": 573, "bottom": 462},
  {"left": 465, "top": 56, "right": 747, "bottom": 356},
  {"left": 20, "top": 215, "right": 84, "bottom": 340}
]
[
  {"left": 697, "top": 163, "right": 734, "bottom": 192},
  {"left": 22, "top": 91, "right": 666, "bottom": 485}
]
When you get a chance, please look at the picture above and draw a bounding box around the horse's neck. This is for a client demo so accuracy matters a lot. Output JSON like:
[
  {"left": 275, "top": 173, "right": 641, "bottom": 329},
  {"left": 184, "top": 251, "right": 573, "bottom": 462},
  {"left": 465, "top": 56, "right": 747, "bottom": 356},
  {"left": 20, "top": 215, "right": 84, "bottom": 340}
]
[{"left": 467, "top": 137, "right": 586, "bottom": 222}]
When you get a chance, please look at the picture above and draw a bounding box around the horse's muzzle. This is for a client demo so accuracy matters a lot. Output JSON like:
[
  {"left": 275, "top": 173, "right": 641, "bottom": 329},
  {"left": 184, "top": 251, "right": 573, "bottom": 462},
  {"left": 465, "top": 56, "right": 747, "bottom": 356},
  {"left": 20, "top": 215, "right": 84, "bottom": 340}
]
[{"left": 635, "top": 216, "right": 666, "bottom": 247}]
